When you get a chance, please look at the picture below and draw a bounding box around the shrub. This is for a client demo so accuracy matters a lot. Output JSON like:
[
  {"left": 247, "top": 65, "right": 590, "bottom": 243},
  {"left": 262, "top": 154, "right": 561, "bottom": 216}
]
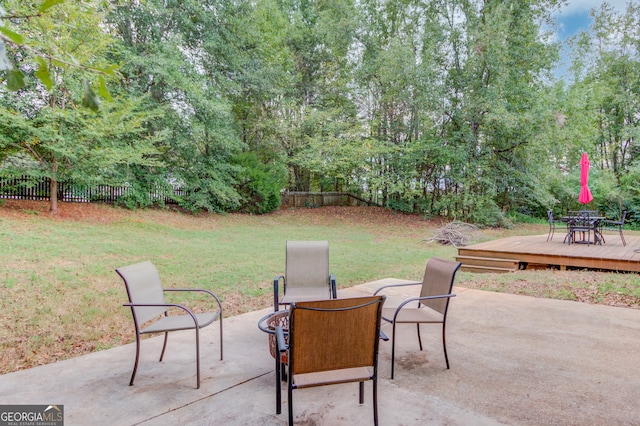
[{"left": 233, "top": 152, "right": 286, "bottom": 214}]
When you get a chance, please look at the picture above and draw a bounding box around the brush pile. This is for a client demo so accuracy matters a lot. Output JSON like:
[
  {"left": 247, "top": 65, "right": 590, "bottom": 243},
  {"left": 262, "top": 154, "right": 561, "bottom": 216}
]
[{"left": 420, "top": 221, "right": 479, "bottom": 247}]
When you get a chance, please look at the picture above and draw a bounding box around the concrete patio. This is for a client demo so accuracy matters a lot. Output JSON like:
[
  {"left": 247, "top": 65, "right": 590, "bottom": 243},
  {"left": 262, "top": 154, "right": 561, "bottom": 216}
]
[{"left": 1, "top": 280, "right": 639, "bottom": 425}]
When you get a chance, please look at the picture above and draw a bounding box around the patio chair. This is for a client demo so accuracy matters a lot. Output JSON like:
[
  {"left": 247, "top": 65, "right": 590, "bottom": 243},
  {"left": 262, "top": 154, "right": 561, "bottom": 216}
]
[
  {"left": 566, "top": 211, "right": 595, "bottom": 245},
  {"left": 273, "top": 240, "right": 337, "bottom": 311},
  {"left": 116, "top": 261, "right": 223, "bottom": 389},
  {"left": 275, "top": 296, "right": 386, "bottom": 425},
  {"left": 373, "top": 257, "right": 460, "bottom": 379},
  {"left": 601, "top": 210, "right": 627, "bottom": 246},
  {"left": 547, "top": 209, "right": 566, "bottom": 242}
]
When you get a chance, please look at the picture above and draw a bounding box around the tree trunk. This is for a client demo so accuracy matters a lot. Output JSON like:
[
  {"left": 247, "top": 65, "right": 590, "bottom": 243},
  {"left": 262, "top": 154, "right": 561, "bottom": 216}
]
[{"left": 49, "top": 176, "right": 58, "bottom": 214}]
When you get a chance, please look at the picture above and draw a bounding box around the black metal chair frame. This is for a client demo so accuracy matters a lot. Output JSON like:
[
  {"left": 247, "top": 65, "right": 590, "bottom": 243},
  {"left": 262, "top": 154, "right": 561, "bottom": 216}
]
[
  {"left": 565, "top": 211, "right": 604, "bottom": 246},
  {"left": 601, "top": 210, "right": 627, "bottom": 246},
  {"left": 547, "top": 209, "right": 566, "bottom": 242}
]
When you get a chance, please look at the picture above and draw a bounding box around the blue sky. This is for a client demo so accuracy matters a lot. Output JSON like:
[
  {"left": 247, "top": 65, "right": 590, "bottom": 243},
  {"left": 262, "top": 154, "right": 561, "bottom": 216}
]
[
  {"left": 555, "top": 0, "right": 629, "bottom": 39},
  {"left": 552, "top": 1, "right": 629, "bottom": 79}
]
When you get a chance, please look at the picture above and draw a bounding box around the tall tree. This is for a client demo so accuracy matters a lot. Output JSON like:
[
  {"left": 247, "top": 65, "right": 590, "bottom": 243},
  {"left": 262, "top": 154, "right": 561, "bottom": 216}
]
[
  {"left": 0, "top": 0, "right": 141, "bottom": 214},
  {"left": 109, "top": 0, "right": 245, "bottom": 212}
]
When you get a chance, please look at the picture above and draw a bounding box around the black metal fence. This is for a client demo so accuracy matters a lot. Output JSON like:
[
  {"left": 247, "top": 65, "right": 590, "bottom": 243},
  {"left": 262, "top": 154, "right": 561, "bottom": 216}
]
[
  {"left": 1, "top": 176, "right": 378, "bottom": 209},
  {"left": 0, "top": 176, "right": 184, "bottom": 205}
]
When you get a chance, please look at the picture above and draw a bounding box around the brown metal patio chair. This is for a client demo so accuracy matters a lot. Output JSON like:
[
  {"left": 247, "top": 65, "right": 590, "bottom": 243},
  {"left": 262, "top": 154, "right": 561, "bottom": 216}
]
[
  {"left": 373, "top": 257, "right": 461, "bottom": 379},
  {"left": 273, "top": 240, "right": 337, "bottom": 311},
  {"left": 275, "top": 296, "right": 386, "bottom": 425},
  {"left": 116, "top": 261, "right": 223, "bottom": 389}
]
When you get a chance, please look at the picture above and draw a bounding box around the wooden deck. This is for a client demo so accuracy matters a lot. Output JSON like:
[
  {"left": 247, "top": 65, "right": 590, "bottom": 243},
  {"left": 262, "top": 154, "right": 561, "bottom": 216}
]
[{"left": 456, "top": 233, "right": 640, "bottom": 273}]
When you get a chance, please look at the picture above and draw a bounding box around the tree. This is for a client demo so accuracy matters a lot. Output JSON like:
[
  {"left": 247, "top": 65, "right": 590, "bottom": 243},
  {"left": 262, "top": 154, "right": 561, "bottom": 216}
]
[
  {"left": 108, "top": 0, "right": 246, "bottom": 212},
  {"left": 0, "top": 0, "right": 134, "bottom": 213}
]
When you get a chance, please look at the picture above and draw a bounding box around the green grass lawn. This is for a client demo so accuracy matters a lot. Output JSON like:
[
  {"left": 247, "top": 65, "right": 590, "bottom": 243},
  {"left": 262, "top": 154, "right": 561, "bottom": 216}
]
[
  {"left": 1, "top": 201, "right": 638, "bottom": 374},
  {"left": 0, "top": 203, "right": 458, "bottom": 373}
]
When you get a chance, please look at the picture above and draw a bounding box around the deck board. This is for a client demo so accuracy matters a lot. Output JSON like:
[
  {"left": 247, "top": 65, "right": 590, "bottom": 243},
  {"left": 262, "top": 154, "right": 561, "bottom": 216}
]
[{"left": 457, "top": 233, "right": 640, "bottom": 272}]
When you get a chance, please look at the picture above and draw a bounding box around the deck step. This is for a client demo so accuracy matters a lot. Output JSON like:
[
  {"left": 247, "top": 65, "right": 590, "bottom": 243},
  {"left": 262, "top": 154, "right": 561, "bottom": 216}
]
[
  {"left": 459, "top": 264, "right": 517, "bottom": 273},
  {"left": 456, "top": 255, "right": 519, "bottom": 271}
]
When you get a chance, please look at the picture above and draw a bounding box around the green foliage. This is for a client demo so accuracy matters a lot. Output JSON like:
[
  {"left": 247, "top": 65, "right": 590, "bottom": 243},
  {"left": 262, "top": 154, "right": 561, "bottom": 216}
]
[
  {"left": 233, "top": 152, "right": 286, "bottom": 214},
  {"left": 0, "top": 94, "right": 162, "bottom": 203},
  {"left": 2, "top": 0, "right": 640, "bottom": 223},
  {"left": 108, "top": 0, "right": 245, "bottom": 214},
  {"left": 0, "top": 0, "right": 117, "bottom": 106}
]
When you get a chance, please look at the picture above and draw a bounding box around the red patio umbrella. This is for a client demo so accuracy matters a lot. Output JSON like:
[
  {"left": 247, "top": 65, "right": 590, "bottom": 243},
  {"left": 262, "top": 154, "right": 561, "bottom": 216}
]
[{"left": 578, "top": 152, "right": 593, "bottom": 205}]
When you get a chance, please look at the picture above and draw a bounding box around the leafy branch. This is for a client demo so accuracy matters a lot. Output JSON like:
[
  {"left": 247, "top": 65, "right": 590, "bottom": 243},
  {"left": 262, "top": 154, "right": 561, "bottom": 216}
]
[{"left": 0, "top": 0, "right": 118, "bottom": 110}]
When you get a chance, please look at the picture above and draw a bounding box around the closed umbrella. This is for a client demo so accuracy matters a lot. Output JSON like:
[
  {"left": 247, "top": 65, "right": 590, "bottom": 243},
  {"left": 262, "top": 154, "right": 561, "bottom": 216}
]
[{"left": 578, "top": 152, "right": 593, "bottom": 206}]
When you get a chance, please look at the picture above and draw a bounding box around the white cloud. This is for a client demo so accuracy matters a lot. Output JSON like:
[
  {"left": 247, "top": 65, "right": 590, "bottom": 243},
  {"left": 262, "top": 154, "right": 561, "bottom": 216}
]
[{"left": 559, "top": 0, "right": 629, "bottom": 16}]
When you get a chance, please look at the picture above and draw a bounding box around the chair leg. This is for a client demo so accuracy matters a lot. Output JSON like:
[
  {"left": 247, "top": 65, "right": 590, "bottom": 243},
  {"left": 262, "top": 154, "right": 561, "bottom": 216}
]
[
  {"left": 442, "top": 322, "right": 450, "bottom": 369},
  {"left": 159, "top": 332, "right": 169, "bottom": 362},
  {"left": 620, "top": 228, "right": 626, "bottom": 246},
  {"left": 130, "top": 333, "right": 142, "bottom": 386},
  {"left": 275, "top": 353, "right": 281, "bottom": 414},
  {"left": 416, "top": 323, "right": 423, "bottom": 351},
  {"left": 373, "top": 377, "right": 379, "bottom": 426},
  {"left": 359, "top": 382, "right": 364, "bottom": 404},
  {"left": 219, "top": 315, "right": 224, "bottom": 360},
  {"left": 195, "top": 328, "right": 201, "bottom": 389},
  {"left": 288, "top": 379, "right": 294, "bottom": 426},
  {"left": 391, "top": 322, "right": 397, "bottom": 379}
]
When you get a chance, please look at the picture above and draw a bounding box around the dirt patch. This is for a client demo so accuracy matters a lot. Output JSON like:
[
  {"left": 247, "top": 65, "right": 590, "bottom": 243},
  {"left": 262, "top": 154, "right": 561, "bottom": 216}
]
[
  {"left": 0, "top": 199, "right": 128, "bottom": 222},
  {"left": 0, "top": 199, "right": 441, "bottom": 229}
]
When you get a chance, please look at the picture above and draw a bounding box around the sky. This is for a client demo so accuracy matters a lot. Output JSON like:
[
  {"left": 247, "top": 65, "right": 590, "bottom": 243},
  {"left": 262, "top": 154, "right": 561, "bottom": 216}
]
[
  {"left": 552, "top": 1, "right": 630, "bottom": 79},
  {"left": 555, "top": 0, "right": 629, "bottom": 39}
]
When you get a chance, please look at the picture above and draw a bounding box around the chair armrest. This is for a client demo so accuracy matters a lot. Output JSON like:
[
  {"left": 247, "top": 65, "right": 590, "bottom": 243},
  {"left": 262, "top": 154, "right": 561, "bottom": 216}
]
[
  {"left": 391, "top": 293, "right": 457, "bottom": 319},
  {"left": 274, "top": 275, "right": 285, "bottom": 311},
  {"left": 373, "top": 281, "right": 422, "bottom": 296},
  {"left": 123, "top": 302, "right": 200, "bottom": 326},
  {"left": 163, "top": 288, "right": 223, "bottom": 313},
  {"left": 276, "top": 325, "right": 287, "bottom": 353},
  {"left": 329, "top": 274, "right": 337, "bottom": 299}
]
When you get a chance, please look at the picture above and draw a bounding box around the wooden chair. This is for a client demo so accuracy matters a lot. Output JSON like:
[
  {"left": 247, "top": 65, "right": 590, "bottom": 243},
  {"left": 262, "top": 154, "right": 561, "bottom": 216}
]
[
  {"left": 275, "top": 296, "right": 386, "bottom": 425},
  {"left": 116, "top": 261, "right": 223, "bottom": 389},
  {"left": 273, "top": 241, "right": 337, "bottom": 311},
  {"left": 374, "top": 257, "right": 460, "bottom": 379}
]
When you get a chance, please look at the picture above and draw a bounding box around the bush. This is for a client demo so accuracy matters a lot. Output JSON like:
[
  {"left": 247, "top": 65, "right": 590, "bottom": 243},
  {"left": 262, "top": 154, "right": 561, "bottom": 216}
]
[{"left": 233, "top": 152, "right": 286, "bottom": 214}]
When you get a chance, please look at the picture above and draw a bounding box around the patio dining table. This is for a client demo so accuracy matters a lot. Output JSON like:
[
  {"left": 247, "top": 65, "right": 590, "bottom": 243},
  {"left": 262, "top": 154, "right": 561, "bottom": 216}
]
[{"left": 561, "top": 214, "right": 606, "bottom": 245}]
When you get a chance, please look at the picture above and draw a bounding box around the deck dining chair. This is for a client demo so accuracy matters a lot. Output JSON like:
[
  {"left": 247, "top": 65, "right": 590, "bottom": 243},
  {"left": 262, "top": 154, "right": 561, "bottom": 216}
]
[
  {"left": 116, "top": 261, "right": 223, "bottom": 389},
  {"left": 567, "top": 211, "right": 594, "bottom": 245},
  {"left": 600, "top": 210, "right": 627, "bottom": 246},
  {"left": 275, "top": 296, "right": 386, "bottom": 425},
  {"left": 273, "top": 240, "right": 337, "bottom": 311},
  {"left": 373, "top": 257, "right": 460, "bottom": 379},
  {"left": 547, "top": 210, "right": 566, "bottom": 242}
]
